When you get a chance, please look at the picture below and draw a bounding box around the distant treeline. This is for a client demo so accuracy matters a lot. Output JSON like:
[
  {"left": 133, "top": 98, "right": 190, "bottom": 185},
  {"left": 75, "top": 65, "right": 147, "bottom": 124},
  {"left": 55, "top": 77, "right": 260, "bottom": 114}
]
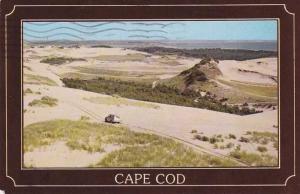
[
  {"left": 132, "top": 47, "right": 277, "bottom": 61},
  {"left": 62, "top": 77, "right": 260, "bottom": 115},
  {"left": 90, "top": 45, "right": 113, "bottom": 48}
]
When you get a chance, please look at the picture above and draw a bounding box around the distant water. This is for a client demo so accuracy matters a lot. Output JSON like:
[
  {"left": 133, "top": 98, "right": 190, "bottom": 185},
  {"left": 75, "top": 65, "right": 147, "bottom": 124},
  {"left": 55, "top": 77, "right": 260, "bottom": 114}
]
[
  {"left": 169, "top": 41, "right": 277, "bottom": 51},
  {"left": 29, "top": 40, "right": 278, "bottom": 51},
  {"left": 85, "top": 40, "right": 277, "bottom": 51},
  {"left": 104, "top": 40, "right": 278, "bottom": 51}
]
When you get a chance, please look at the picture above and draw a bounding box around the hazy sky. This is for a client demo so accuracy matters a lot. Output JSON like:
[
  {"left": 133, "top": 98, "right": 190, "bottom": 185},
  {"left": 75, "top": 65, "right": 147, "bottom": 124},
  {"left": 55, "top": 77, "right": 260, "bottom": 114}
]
[{"left": 23, "top": 20, "right": 277, "bottom": 41}]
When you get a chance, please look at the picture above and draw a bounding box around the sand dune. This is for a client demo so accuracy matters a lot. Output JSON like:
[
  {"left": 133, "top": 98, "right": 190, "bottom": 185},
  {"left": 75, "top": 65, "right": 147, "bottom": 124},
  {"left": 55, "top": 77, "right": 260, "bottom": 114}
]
[
  {"left": 23, "top": 46, "right": 278, "bottom": 167},
  {"left": 217, "top": 58, "right": 277, "bottom": 84}
]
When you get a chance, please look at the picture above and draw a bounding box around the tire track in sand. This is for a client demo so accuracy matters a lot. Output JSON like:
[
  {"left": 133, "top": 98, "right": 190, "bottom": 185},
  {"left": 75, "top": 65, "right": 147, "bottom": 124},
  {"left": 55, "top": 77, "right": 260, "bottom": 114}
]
[{"left": 66, "top": 100, "right": 248, "bottom": 167}]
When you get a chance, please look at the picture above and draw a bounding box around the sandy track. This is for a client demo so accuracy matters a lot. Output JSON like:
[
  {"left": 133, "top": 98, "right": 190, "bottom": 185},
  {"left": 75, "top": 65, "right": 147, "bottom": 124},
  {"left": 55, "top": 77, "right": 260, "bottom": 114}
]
[
  {"left": 24, "top": 84, "right": 277, "bottom": 165},
  {"left": 65, "top": 95, "right": 248, "bottom": 166},
  {"left": 25, "top": 85, "right": 277, "bottom": 134}
]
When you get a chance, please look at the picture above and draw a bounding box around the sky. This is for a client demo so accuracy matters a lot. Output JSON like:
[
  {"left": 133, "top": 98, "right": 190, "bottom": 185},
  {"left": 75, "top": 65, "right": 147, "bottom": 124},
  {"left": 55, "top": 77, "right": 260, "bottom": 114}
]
[{"left": 23, "top": 20, "right": 277, "bottom": 42}]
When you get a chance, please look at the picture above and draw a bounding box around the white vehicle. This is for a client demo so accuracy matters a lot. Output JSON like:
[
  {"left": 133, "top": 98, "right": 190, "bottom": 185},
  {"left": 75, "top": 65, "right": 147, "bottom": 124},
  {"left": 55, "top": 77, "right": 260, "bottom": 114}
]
[{"left": 105, "top": 114, "right": 121, "bottom": 124}]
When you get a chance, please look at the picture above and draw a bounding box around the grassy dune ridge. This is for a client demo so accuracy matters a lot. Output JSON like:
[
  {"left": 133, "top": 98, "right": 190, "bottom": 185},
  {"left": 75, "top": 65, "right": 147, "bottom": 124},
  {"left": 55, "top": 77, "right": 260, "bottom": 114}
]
[
  {"left": 62, "top": 77, "right": 259, "bottom": 115},
  {"left": 24, "top": 119, "right": 238, "bottom": 167},
  {"left": 133, "top": 47, "right": 277, "bottom": 61}
]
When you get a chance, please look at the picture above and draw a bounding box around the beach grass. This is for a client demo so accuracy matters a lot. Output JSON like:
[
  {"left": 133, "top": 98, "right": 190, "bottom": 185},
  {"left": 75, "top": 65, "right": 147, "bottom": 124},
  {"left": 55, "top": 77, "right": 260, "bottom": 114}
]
[{"left": 24, "top": 119, "right": 239, "bottom": 167}]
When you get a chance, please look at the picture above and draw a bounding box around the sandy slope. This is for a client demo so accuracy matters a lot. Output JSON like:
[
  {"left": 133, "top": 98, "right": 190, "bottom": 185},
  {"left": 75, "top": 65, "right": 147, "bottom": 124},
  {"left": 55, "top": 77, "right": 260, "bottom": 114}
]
[
  {"left": 24, "top": 46, "right": 199, "bottom": 82},
  {"left": 217, "top": 58, "right": 277, "bottom": 85},
  {"left": 24, "top": 141, "right": 121, "bottom": 168},
  {"left": 24, "top": 84, "right": 278, "bottom": 166},
  {"left": 24, "top": 85, "right": 277, "bottom": 134},
  {"left": 23, "top": 46, "right": 278, "bottom": 167}
]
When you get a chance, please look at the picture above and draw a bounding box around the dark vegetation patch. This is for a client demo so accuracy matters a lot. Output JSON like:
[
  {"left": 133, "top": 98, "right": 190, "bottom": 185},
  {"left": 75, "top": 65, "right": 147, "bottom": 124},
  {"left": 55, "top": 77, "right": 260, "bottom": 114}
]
[
  {"left": 24, "top": 88, "right": 41, "bottom": 95},
  {"left": 239, "top": 136, "right": 250, "bottom": 143},
  {"left": 62, "top": 77, "right": 260, "bottom": 115},
  {"left": 194, "top": 134, "right": 224, "bottom": 144},
  {"left": 40, "top": 56, "right": 86, "bottom": 65},
  {"left": 257, "top": 146, "right": 268, "bottom": 153},
  {"left": 133, "top": 47, "right": 277, "bottom": 61},
  {"left": 194, "top": 134, "right": 209, "bottom": 142},
  {"left": 179, "top": 58, "right": 222, "bottom": 81},
  {"left": 24, "top": 88, "right": 33, "bottom": 94},
  {"left": 228, "top": 134, "right": 237, "bottom": 139},
  {"left": 90, "top": 45, "right": 112, "bottom": 48},
  {"left": 28, "top": 96, "right": 58, "bottom": 107}
]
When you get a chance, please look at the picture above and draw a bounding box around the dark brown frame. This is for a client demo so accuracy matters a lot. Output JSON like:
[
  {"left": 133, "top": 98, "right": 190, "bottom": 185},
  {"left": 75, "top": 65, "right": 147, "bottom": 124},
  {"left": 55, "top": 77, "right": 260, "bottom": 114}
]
[{"left": 0, "top": 1, "right": 299, "bottom": 194}]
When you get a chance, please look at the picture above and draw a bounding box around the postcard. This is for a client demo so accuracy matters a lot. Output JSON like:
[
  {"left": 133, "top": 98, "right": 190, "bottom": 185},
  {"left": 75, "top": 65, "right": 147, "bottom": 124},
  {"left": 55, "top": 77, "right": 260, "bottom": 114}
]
[{"left": 0, "top": 1, "right": 299, "bottom": 194}]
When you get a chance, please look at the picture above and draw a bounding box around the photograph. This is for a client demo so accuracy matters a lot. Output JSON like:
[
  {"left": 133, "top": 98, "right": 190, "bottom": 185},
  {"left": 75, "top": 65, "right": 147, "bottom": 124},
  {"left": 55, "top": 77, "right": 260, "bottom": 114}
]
[{"left": 22, "top": 20, "right": 279, "bottom": 168}]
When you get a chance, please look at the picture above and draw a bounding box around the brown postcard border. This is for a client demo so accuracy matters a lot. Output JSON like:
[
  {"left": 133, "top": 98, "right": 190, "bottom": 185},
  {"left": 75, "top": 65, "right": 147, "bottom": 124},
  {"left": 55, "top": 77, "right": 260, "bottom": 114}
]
[
  {"left": 20, "top": 17, "right": 281, "bottom": 171},
  {"left": 0, "top": 1, "right": 298, "bottom": 194}
]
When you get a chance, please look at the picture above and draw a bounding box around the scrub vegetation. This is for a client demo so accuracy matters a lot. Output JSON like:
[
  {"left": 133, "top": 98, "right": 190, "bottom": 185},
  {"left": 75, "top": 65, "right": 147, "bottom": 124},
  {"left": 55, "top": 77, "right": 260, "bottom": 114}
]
[
  {"left": 133, "top": 47, "right": 277, "bottom": 61},
  {"left": 62, "top": 77, "right": 260, "bottom": 115},
  {"left": 24, "top": 74, "right": 58, "bottom": 86},
  {"left": 40, "top": 56, "right": 86, "bottom": 65},
  {"left": 28, "top": 96, "right": 58, "bottom": 107},
  {"left": 24, "top": 119, "right": 238, "bottom": 167},
  {"left": 229, "top": 149, "right": 277, "bottom": 166}
]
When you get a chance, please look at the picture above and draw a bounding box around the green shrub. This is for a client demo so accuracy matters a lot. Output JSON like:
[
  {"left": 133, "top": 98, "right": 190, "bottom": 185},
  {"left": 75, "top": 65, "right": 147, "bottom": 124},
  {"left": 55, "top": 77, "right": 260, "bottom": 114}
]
[
  {"left": 213, "top": 144, "right": 219, "bottom": 149},
  {"left": 245, "top": 131, "right": 252, "bottom": 135},
  {"left": 261, "top": 138, "right": 269, "bottom": 145},
  {"left": 24, "top": 88, "right": 33, "bottom": 94},
  {"left": 194, "top": 134, "right": 202, "bottom": 140},
  {"left": 257, "top": 146, "right": 268, "bottom": 153},
  {"left": 40, "top": 57, "right": 86, "bottom": 65},
  {"left": 194, "top": 134, "right": 209, "bottom": 142},
  {"left": 191, "top": 130, "right": 198, "bottom": 134},
  {"left": 201, "top": 136, "right": 209, "bottom": 142},
  {"left": 228, "top": 134, "right": 236, "bottom": 139},
  {"left": 209, "top": 137, "right": 218, "bottom": 144},
  {"left": 28, "top": 96, "right": 58, "bottom": 107},
  {"left": 239, "top": 136, "right": 250, "bottom": 143},
  {"left": 226, "top": 142, "right": 235, "bottom": 149}
]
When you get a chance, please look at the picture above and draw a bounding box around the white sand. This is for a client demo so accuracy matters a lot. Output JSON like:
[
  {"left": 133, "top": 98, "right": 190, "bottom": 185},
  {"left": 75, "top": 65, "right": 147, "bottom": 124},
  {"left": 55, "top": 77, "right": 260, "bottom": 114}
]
[
  {"left": 23, "top": 46, "right": 279, "bottom": 167},
  {"left": 217, "top": 58, "right": 277, "bottom": 84},
  {"left": 24, "top": 46, "right": 199, "bottom": 81},
  {"left": 24, "top": 141, "right": 120, "bottom": 168},
  {"left": 24, "top": 84, "right": 278, "bottom": 163}
]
